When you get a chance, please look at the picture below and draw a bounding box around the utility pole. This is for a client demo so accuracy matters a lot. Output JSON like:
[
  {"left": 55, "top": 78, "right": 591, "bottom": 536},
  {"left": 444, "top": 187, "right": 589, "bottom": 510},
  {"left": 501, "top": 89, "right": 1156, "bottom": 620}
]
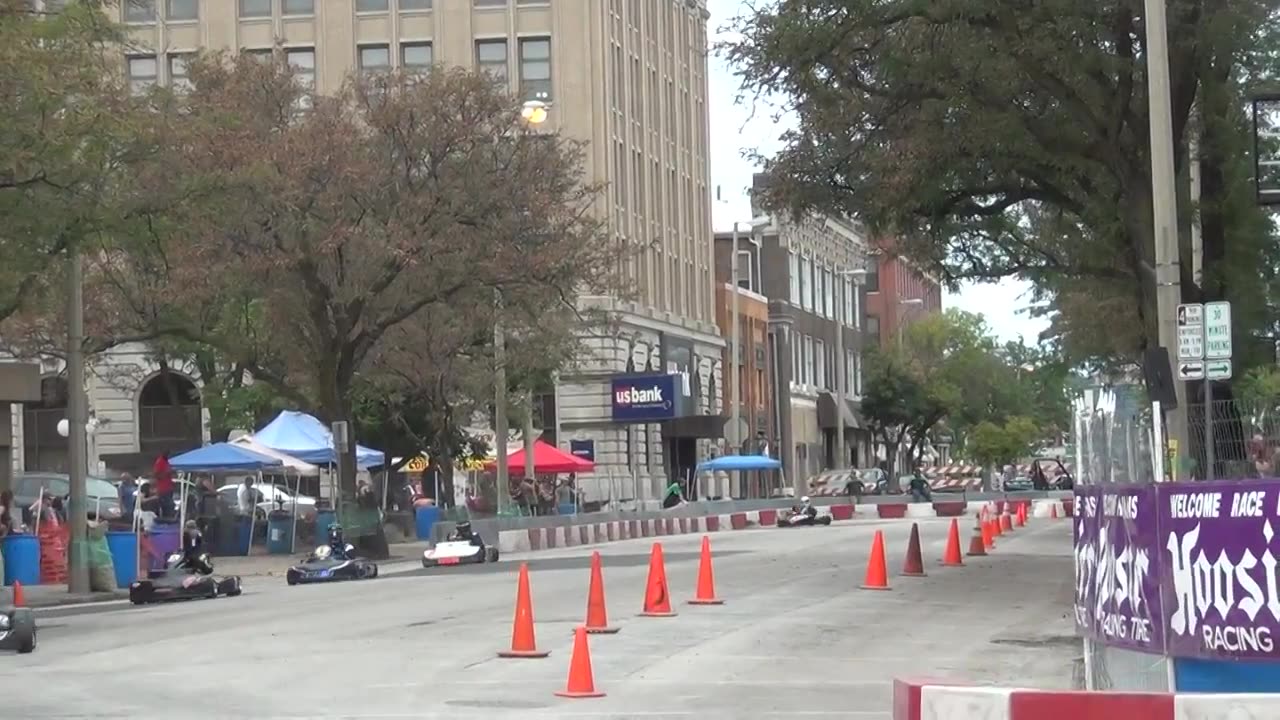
[
  {"left": 66, "top": 248, "right": 89, "bottom": 594},
  {"left": 1143, "top": 0, "right": 1188, "bottom": 476},
  {"left": 493, "top": 289, "right": 509, "bottom": 511},
  {"left": 729, "top": 223, "right": 741, "bottom": 455}
]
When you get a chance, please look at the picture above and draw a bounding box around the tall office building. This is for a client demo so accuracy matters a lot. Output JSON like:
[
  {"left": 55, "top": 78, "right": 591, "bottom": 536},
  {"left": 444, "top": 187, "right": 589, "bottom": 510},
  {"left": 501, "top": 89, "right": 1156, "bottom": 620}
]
[{"left": 90, "top": 0, "right": 723, "bottom": 503}]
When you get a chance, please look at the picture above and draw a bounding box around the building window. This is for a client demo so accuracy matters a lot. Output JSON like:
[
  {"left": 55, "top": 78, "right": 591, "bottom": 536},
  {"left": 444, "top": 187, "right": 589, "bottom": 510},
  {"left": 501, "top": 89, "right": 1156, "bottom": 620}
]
[
  {"left": 788, "top": 251, "right": 800, "bottom": 305},
  {"left": 124, "top": 0, "right": 155, "bottom": 22},
  {"left": 167, "top": 53, "right": 193, "bottom": 92},
  {"left": 736, "top": 250, "right": 752, "bottom": 292},
  {"left": 243, "top": 48, "right": 274, "bottom": 63},
  {"left": 867, "top": 316, "right": 881, "bottom": 343},
  {"left": 475, "top": 39, "right": 508, "bottom": 83},
  {"left": 282, "top": 0, "right": 314, "bottom": 15},
  {"left": 400, "top": 0, "right": 432, "bottom": 9},
  {"left": 285, "top": 48, "right": 315, "bottom": 105},
  {"left": 800, "top": 257, "right": 812, "bottom": 312},
  {"left": 815, "top": 339, "right": 826, "bottom": 390},
  {"left": 802, "top": 336, "right": 814, "bottom": 386},
  {"left": 126, "top": 55, "right": 157, "bottom": 95},
  {"left": 356, "top": 0, "right": 388, "bottom": 11},
  {"left": 401, "top": 42, "right": 432, "bottom": 72},
  {"left": 166, "top": 0, "right": 197, "bottom": 21},
  {"left": 474, "top": 0, "right": 505, "bottom": 7},
  {"left": 518, "top": 37, "right": 552, "bottom": 103},
  {"left": 239, "top": 0, "right": 270, "bottom": 18},
  {"left": 854, "top": 352, "right": 864, "bottom": 395},
  {"left": 358, "top": 45, "right": 391, "bottom": 76},
  {"left": 865, "top": 259, "right": 880, "bottom": 293},
  {"left": 843, "top": 277, "right": 855, "bottom": 327},
  {"left": 516, "top": 0, "right": 548, "bottom": 4}
]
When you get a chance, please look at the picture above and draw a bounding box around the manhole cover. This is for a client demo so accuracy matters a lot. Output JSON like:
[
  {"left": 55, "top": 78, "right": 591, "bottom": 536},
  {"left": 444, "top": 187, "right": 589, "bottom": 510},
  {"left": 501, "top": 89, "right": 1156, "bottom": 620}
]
[
  {"left": 446, "top": 700, "right": 550, "bottom": 710},
  {"left": 991, "top": 635, "right": 1080, "bottom": 648}
]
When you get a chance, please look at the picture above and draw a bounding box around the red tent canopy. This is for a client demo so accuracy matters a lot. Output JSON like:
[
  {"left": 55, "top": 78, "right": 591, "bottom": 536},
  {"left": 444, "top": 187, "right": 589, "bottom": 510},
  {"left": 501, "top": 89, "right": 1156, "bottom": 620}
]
[{"left": 484, "top": 439, "right": 594, "bottom": 475}]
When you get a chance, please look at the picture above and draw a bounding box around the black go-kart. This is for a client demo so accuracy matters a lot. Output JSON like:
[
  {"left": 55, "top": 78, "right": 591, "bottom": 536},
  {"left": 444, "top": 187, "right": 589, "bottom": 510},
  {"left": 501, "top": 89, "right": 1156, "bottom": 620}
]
[
  {"left": 129, "top": 552, "right": 242, "bottom": 605},
  {"left": 286, "top": 544, "right": 378, "bottom": 586},
  {"left": 0, "top": 606, "right": 36, "bottom": 654},
  {"left": 776, "top": 509, "right": 833, "bottom": 528}
]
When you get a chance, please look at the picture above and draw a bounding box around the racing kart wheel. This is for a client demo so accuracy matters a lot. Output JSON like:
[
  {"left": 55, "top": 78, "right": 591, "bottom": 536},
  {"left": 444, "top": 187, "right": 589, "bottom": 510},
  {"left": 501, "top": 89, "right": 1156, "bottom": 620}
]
[
  {"left": 485, "top": 547, "right": 499, "bottom": 563},
  {"left": 818, "top": 515, "right": 833, "bottom": 526}
]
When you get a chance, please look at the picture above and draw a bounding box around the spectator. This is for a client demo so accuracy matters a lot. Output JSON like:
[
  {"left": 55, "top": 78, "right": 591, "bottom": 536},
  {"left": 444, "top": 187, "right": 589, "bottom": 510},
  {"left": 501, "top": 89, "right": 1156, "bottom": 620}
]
[
  {"left": 662, "top": 479, "right": 685, "bottom": 510},
  {"left": 118, "top": 474, "right": 138, "bottom": 516},
  {"left": 236, "top": 476, "right": 256, "bottom": 517},
  {"left": 153, "top": 451, "right": 175, "bottom": 519},
  {"left": 0, "top": 489, "right": 16, "bottom": 536}
]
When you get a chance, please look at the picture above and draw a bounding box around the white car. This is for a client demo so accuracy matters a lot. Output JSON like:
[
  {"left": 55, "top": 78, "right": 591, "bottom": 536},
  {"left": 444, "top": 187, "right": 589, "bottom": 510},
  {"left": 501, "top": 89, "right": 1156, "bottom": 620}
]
[{"left": 216, "top": 483, "right": 317, "bottom": 522}]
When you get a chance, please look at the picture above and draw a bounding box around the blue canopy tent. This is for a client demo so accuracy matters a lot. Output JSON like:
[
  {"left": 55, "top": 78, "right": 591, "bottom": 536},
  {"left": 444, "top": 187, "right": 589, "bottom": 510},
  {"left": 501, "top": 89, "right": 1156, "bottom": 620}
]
[
  {"left": 697, "top": 454, "right": 784, "bottom": 500},
  {"left": 252, "top": 411, "right": 385, "bottom": 469},
  {"left": 697, "top": 455, "right": 782, "bottom": 472},
  {"left": 169, "top": 442, "right": 284, "bottom": 472}
]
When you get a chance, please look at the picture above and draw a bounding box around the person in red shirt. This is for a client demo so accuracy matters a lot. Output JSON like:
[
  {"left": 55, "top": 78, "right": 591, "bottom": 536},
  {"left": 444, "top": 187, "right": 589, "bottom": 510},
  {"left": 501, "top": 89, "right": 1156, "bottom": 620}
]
[{"left": 153, "top": 452, "right": 175, "bottom": 519}]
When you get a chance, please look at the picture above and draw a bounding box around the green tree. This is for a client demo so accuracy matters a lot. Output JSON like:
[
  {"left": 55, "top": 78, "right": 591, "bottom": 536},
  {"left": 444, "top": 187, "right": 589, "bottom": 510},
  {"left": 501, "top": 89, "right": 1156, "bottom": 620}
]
[
  {"left": 726, "top": 0, "right": 1280, "bottom": 371},
  {"left": 968, "top": 416, "right": 1041, "bottom": 470}
]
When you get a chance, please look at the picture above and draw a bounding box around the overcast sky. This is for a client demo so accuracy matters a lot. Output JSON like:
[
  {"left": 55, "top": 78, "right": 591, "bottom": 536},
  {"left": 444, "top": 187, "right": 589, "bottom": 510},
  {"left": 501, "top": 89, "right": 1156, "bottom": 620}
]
[{"left": 704, "top": 0, "right": 1050, "bottom": 345}]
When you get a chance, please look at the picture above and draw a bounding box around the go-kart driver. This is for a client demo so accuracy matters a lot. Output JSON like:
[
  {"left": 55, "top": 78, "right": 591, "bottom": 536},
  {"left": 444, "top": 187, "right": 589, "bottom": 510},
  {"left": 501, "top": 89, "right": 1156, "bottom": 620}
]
[
  {"left": 448, "top": 521, "right": 486, "bottom": 551},
  {"left": 327, "top": 523, "right": 353, "bottom": 560},
  {"left": 181, "top": 520, "right": 213, "bottom": 574},
  {"left": 795, "top": 496, "right": 817, "bottom": 520}
]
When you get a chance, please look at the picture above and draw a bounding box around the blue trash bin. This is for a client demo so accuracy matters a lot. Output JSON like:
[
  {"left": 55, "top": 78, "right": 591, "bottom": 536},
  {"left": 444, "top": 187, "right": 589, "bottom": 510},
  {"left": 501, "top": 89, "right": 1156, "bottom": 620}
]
[
  {"left": 315, "top": 510, "right": 336, "bottom": 546},
  {"left": 2, "top": 534, "right": 40, "bottom": 587},
  {"left": 105, "top": 531, "right": 139, "bottom": 588},
  {"left": 415, "top": 506, "right": 440, "bottom": 540},
  {"left": 557, "top": 503, "right": 577, "bottom": 516},
  {"left": 266, "top": 513, "right": 294, "bottom": 555}
]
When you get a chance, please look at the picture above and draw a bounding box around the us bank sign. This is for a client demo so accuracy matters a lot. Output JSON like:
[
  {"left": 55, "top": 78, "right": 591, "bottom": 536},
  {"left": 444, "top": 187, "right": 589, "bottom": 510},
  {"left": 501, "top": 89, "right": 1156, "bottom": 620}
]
[{"left": 610, "top": 374, "right": 679, "bottom": 423}]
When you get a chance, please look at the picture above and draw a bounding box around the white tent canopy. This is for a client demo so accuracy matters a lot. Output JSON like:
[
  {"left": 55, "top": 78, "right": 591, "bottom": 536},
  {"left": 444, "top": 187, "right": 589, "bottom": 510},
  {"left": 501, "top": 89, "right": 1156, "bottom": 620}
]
[{"left": 231, "top": 435, "right": 322, "bottom": 476}]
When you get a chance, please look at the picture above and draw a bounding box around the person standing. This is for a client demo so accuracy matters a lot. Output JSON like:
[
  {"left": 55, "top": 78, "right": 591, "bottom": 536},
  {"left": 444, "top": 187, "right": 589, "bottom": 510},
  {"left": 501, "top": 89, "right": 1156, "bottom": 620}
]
[
  {"left": 236, "top": 476, "right": 256, "bottom": 518},
  {"left": 152, "top": 452, "right": 175, "bottom": 520}
]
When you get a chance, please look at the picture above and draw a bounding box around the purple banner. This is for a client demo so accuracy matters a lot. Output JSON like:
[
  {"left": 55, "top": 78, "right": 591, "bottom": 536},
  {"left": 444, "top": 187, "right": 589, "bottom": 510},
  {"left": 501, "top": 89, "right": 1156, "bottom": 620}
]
[
  {"left": 1073, "top": 485, "right": 1164, "bottom": 653},
  {"left": 1159, "top": 481, "right": 1280, "bottom": 660}
]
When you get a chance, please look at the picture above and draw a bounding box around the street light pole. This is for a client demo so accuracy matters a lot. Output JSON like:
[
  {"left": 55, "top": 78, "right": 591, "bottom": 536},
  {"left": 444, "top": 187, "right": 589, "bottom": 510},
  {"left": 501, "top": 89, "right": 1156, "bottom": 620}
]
[
  {"left": 66, "top": 247, "right": 89, "bottom": 594},
  {"left": 1143, "top": 0, "right": 1188, "bottom": 477},
  {"left": 729, "top": 223, "right": 740, "bottom": 455},
  {"left": 493, "top": 288, "right": 508, "bottom": 513}
]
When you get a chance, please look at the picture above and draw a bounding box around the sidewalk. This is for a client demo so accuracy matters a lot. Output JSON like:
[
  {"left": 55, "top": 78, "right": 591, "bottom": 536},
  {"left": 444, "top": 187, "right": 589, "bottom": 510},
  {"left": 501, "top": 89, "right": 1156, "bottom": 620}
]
[{"left": 6, "top": 540, "right": 432, "bottom": 609}]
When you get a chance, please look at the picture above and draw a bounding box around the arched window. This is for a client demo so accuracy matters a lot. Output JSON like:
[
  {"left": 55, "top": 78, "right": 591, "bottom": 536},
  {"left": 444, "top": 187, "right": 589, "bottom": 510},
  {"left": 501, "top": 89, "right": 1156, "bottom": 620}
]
[
  {"left": 23, "top": 376, "right": 69, "bottom": 472},
  {"left": 137, "top": 371, "right": 202, "bottom": 457}
]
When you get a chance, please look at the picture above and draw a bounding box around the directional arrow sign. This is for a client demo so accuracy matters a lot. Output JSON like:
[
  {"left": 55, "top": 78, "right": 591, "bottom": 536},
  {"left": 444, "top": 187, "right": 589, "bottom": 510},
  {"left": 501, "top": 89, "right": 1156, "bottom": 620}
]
[
  {"left": 1178, "top": 362, "right": 1205, "bottom": 380},
  {"left": 1206, "top": 359, "right": 1233, "bottom": 380}
]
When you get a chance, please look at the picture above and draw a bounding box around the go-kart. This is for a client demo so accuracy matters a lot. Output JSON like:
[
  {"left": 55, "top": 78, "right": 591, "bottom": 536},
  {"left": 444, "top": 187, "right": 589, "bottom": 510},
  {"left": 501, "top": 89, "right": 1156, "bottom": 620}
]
[
  {"left": 422, "top": 538, "right": 498, "bottom": 568},
  {"left": 129, "top": 552, "right": 242, "bottom": 605},
  {"left": 0, "top": 606, "right": 36, "bottom": 654},
  {"left": 776, "top": 509, "right": 833, "bottom": 528},
  {"left": 286, "top": 544, "right": 378, "bottom": 585}
]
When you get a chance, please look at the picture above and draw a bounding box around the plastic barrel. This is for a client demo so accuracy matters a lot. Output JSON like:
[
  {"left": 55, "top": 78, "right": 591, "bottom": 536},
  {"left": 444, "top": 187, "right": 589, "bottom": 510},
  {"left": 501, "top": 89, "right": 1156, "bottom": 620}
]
[
  {"left": 266, "top": 514, "right": 293, "bottom": 555},
  {"left": 2, "top": 534, "right": 40, "bottom": 587},
  {"left": 105, "top": 531, "right": 139, "bottom": 588},
  {"left": 147, "top": 523, "right": 182, "bottom": 570},
  {"left": 558, "top": 503, "right": 577, "bottom": 516},
  {"left": 315, "top": 510, "right": 336, "bottom": 545},
  {"left": 414, "top": 506, "right": 440, "bottom": 540}
]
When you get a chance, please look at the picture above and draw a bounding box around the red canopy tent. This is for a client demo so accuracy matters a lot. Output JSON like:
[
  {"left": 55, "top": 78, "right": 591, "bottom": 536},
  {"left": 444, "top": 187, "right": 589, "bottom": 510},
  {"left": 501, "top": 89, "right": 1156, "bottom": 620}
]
[{"left": 484, "top": 439, "right": 594, "bottom": 476}]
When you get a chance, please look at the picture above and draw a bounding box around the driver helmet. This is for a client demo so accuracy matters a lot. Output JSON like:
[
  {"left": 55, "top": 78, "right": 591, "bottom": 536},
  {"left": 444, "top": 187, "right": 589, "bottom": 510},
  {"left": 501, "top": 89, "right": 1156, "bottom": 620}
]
[
  {"left": 455, "top": 521, "right": 472, "bottom": 534},
  {"left": 800, "top": 496, "right": 810, "bottom": 504},
  {"left": 184, "top": 520, "right": 198, "bottom": 531}
]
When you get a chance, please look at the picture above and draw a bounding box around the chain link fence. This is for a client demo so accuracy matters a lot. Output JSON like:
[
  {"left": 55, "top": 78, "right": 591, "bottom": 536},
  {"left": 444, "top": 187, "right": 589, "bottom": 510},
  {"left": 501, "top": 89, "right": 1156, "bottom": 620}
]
[
  {"left": 1185, "top": 399, "right": 1280, "bottom": 480},
  {"left": 1071, "top": 385, "right": 1158, "bottom": 486}
]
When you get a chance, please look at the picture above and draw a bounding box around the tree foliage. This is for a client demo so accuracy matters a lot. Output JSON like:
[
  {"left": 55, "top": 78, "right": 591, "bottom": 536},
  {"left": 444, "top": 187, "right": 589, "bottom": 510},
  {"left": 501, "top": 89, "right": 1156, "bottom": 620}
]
[
  {"left": 859, "top": 310, "right": 1072, "bottom": 472},
  {"left": 726, "top": 0, "right": 1280, "bottom": 370}
]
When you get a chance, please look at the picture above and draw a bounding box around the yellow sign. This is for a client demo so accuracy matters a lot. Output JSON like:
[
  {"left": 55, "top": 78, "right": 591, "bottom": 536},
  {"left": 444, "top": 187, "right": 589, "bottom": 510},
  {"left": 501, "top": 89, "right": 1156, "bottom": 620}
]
[{"left": 404, "top": 456, "right": 428, "bottom": 473}]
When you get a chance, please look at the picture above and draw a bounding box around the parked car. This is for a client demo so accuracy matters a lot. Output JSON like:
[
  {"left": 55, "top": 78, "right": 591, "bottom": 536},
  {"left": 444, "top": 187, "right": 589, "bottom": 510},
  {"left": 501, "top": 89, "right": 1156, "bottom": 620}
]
[
  {"left": 215, "top": 483, "right": 317, "bottom": 522},
  {"left": 12, "top": 472, "right": 124, "bottom": 526},
  {"left": 1003, "top": 475, "right": 1035, "bottom": 492}
]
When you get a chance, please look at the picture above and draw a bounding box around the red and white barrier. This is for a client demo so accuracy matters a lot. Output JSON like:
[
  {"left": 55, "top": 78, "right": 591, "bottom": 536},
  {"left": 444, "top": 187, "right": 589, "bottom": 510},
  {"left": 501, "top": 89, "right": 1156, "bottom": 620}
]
[{"left": 894, "top": 679, "right": 1280, "bottom": 720}]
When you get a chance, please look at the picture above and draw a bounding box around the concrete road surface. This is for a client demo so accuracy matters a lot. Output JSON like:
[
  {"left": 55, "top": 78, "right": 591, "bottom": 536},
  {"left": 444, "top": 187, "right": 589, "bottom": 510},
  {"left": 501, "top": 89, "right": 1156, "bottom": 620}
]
[{"left": 7, "top": 517, "right": 1078, "bottom": 719}]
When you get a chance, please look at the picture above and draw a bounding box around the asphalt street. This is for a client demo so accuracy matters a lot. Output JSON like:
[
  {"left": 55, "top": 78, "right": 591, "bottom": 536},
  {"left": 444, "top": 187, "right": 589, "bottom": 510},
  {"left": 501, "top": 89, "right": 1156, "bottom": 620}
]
[{"left": 6, "top": 517, "right": 1078, "bottom": 719}]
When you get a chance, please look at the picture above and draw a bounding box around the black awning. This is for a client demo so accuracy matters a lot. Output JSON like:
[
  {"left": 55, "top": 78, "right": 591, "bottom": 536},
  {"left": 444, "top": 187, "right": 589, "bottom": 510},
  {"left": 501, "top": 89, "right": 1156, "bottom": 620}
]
[
  {"left": 664, "top": 414, "right": 726, "bottom": 439},
  {"left": 817, "top": 392, "right": 862, "bottom": 430}
]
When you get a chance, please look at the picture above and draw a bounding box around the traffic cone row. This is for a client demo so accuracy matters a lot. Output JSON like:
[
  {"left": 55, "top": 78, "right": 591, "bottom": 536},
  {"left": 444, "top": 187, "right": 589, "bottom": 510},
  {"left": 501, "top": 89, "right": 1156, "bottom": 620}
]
[{"left": 502, "top": 536, "right": 728, "bottom": 699}]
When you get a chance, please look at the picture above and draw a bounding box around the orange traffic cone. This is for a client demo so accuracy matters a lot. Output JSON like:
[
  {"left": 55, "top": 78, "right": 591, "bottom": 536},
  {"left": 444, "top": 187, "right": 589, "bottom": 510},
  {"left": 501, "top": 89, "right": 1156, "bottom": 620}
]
[
  {"left": 967, "top": 531, "right": 987, "bottom": 556},
  {"left": 942, "top": 519, "right": 964, "bottom": 567},
  {"left": 983, "top": 519, "right": 996, "bottom": 550},
  {"left": 1016, "top": 504, "right": 1026, "bottom": 527},
  {"left": 1000, "top": 512, "right": 1013, "bottom": 533},
  {"left": 1051, "top": 504, "right": 1060, "bottom": 519},
  {"left": 993, "top": 513, "right": 1004, "bottom": 537},
  {"left": 902, "top": 523, "right": 927, "bottom": 577},
  {"left": 11, "top": 580, "right": 25, "bottom": 607},
  {"left": 639, "top": 543, "right": 677, "bottom": 617},
  {"left": 555, "top": 626, "right": 606, "bottom": 698},
  {"left": 861, "top": 530, "right": 891, "bottom": 590},
  {"left": 498, "top": 563, "right": 550, "bottom": 658},
  {"left": 688, "top": 536, "right": 723, "bottom": 605},
  {"left": 583, "top": 551, "right": 619, "bottom": 634}
]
